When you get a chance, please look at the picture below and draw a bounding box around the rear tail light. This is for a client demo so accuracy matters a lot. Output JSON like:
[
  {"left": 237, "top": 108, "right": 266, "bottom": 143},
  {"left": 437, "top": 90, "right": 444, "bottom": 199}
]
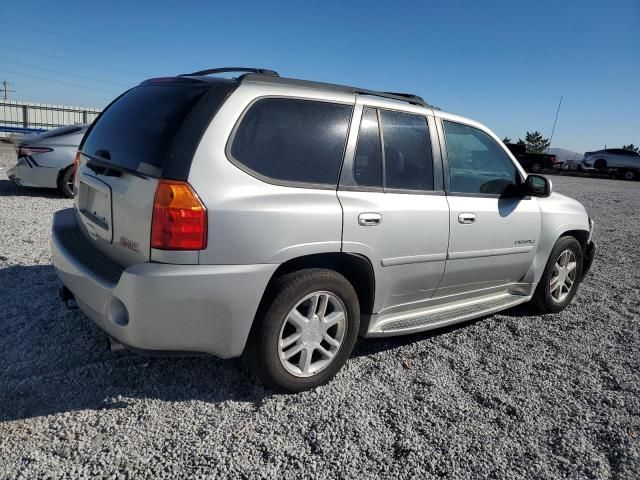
[
  {"left": 550, "top": 155, "right": 557, "bottom": 163},
  {"left": 151, "top": 180, "right": 207, "bottom": 250},
  {"left": 72, "top": 151, "right": 81, "bottom": 195},
  {"left": 17, "top": 146, "right": 53, "bottom": 158}
]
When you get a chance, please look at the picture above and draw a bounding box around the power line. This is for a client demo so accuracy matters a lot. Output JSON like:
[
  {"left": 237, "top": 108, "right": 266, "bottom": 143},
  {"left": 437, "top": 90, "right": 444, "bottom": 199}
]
[
  {"left": 0, "top": 42, "right": 147, "bottom": 78},
  {"left": 1, "top": 59, "right": 131, "bottom": 87},
  {"left": 0, "top": 69, "right": 119, "bottom": 95}
]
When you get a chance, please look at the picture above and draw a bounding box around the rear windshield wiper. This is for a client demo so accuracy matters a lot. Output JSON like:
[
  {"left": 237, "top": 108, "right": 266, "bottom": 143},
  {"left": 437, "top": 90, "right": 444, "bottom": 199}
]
[{"left": 81, "top": 151, "right": 149, "bottom": 180}]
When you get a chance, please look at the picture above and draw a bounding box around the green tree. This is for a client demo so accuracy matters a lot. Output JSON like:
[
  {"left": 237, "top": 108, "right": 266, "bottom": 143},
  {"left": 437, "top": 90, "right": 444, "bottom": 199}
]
[
  {"left": 517, "top": 139, "right": 526, "bottom": 146},
  {"left": 524, "top": 131, "right": 551, "bottom": 154},
  {"left": 622, "top": 144, "right": 639, "bottom": 152},
  {"left": 502, "top": 137, "right": 512, "bottom": 144}
]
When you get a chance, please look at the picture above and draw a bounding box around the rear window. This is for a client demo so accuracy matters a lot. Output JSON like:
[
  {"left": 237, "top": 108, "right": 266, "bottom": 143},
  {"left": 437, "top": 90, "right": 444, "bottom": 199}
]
[
  {"left": 229, "top": 98, "right": 353, "bottom": 186},
  {"left": 82, "top": 84, "right": 222, "bottom": 177}
]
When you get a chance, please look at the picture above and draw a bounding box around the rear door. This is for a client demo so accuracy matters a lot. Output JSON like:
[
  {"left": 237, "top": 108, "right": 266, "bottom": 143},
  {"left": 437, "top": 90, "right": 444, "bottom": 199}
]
[
  {"left": 74, "top": 79, "right": 235, "bottom": 266},
  {"left": 435, "top": 118, "right": 541, "bottom": 298},
  {"left": 338, "top": 100, "right": 449, "bottom": 316}
]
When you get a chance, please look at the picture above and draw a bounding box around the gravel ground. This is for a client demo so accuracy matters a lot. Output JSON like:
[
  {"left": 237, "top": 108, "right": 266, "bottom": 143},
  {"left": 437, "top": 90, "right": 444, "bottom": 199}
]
[{"left": 0, "top": 143, "right": 638, "bottom": 479}]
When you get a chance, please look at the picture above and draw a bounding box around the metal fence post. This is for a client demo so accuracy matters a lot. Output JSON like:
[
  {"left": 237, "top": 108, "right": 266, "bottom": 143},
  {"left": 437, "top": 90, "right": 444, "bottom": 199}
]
[
  {"left": 82, "top": 110, "right": 88, "bottom": 123},
  {"left": 22, "top": 105, "right": 28, "bottom": 128}
]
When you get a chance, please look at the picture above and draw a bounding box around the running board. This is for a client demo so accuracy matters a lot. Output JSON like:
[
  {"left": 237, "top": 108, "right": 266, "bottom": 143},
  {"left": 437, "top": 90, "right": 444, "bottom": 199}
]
[{"left": 365, "top": 293, "right": 530, "bottom": 337}]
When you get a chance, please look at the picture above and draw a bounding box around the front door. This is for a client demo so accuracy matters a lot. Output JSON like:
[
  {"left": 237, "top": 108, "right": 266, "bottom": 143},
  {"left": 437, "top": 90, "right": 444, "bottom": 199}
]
[
  {"left": 338, "top": 101, "right": 450, "bottom": 316},
  {"left": 435, "top": 119, "right": 541, "bottom": 298}
]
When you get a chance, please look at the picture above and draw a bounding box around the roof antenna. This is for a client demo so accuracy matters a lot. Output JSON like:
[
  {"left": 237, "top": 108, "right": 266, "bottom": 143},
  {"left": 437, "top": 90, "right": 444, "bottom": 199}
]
[{"left": 546, "top": 95, "right": 562, "bottom": 153}]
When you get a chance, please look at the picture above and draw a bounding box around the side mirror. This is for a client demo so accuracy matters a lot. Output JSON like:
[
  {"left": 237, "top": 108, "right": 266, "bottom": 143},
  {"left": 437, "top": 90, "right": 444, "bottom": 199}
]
[{"left": 525, "top": 174, "right": 552, "bottom": 197}]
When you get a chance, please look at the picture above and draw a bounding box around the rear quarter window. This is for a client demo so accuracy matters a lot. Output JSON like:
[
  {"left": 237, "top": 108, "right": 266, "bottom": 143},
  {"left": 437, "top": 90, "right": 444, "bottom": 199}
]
[{"left": 229, "top": 98, "right": 353, "bottom": 187}]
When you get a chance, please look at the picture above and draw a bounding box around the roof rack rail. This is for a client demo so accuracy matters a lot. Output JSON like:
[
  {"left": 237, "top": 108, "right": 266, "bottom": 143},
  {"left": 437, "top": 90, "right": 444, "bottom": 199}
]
[
  {"left": 180, "top": 67, "right": 279, "bottom": 77},
  {"left": 356, "top": 89, "right": 429, "bottom": 107},
  {"left": 383, "top": 92, "right": 428, "bottom": 105}
]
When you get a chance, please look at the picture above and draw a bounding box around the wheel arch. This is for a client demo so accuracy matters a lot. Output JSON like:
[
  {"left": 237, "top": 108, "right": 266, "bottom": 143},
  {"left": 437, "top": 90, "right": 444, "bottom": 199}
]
[
  {"left": 268, "top": 252, "right": 375, "bottom": 313},
  {"left": 55, "top": 164, "right": 73, "bottom": 187},
  {"left": 561, "top": 228, "right": 589, "bottom": 251},
  {"left": 250, "top": 252, "right": 376, "bottom": 343}
]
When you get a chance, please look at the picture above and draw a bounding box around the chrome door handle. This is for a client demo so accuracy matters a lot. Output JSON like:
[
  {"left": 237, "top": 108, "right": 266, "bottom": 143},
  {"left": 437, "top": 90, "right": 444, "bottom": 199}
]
[
  {"left": 358, "top": 212, "right": 382, "bottom": 226},
  {"left": 458, "top": 212, "right": 477, "bottom": 224}
]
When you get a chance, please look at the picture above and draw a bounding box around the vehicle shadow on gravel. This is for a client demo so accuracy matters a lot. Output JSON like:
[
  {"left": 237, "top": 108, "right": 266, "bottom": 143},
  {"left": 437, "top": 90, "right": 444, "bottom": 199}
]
[
  {"left": 0, "top": 179, "right": 64, "bottom": 198},
  {"left": 0, "top": 263, "right": 542, "bottom": 422},
  {"left": 0, "top": 264, "right": 273, "bottom": 422},
  {"left": 351, "top": 304, "right": 541, "bottom": 359}
]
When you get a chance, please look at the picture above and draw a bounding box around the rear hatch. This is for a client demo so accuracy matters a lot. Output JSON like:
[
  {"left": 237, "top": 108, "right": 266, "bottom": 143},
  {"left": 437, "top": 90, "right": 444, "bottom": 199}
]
[{"left": 74, "top": 77, "right": 237, "bottom": 267}]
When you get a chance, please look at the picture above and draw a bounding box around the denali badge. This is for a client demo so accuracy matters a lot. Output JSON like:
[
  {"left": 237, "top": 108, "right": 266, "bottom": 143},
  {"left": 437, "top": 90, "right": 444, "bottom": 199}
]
[
  {"left": 515, "top": 239, "right": 535, "bottom": 245},
  {"left": 119, "top": 236, "right": 140, "bottom": 252}
]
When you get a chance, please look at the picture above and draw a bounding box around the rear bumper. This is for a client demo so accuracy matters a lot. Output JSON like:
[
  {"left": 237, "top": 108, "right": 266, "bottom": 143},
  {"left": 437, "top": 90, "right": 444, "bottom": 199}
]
[
  {"left": 51, "top": 208, "right": 277, "bottom": 358},
  {"left": 7, "top": 160, "right": 59, "bottom": 188}
]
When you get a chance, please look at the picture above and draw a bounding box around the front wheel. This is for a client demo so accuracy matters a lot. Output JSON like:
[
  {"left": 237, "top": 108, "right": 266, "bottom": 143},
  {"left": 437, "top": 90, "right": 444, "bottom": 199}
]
[
  {"left": 622, "top": 170, "right": 636, "bottom": 181},
  {"left": 243, "top": 268, "right": 360, "bottom": 392},
  {"left": 531, "top": 236, "right": 583, "bottom": 313}
]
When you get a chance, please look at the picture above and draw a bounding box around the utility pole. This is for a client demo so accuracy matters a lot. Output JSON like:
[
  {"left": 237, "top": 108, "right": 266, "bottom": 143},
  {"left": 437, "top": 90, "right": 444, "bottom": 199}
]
[
  {"left": 546, "top": 95, "right": 562, "bottom": 153},
  {"left": 1, "top": 79, "right": 16, "bottom": 100}
]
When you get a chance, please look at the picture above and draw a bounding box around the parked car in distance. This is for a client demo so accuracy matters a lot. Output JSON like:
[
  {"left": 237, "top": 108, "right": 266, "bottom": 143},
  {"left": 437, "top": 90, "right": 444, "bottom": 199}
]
[
  {"left": 7, "top": 124, "right": 88, "bottom": 197},
  {"left": 582, "top": 148, "right": 640, "bottom": 180},
  {"left": 505, "top": 143, "right": 557, "bottom": 173},
  {"left": 51, "top": 68, "right": 596, "bottom": 392}
]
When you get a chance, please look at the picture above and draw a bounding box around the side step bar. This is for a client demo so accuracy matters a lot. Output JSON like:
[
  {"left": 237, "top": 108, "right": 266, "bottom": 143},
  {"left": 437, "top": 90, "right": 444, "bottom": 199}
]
[{"left": 366, "top": 293, "right": 530, "bottom": 337}]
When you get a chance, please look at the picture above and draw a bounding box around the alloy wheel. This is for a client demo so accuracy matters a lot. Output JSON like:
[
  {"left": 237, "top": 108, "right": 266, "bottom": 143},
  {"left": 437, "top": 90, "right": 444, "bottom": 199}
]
[
  {"left": 549, "top": 249, "right": 577, "bottom": 303},
  {"left": 278, "top": 291, "right": 347, "bottom": 377}
]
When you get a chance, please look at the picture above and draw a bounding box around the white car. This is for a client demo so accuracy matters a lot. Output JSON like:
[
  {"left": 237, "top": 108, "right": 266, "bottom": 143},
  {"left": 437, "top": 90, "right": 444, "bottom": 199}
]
[
  {"left": 7, "top": 124, "right": 88, "bottom": 197},
  {"left": 582, "top": 148, "right": 640, "bottom": 180}
]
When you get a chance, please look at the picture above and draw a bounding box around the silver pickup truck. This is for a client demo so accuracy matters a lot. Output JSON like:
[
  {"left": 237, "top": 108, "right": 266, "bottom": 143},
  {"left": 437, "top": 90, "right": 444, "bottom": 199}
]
[{"left": 583, "top": 148, "right": 640, "bottom": 180}]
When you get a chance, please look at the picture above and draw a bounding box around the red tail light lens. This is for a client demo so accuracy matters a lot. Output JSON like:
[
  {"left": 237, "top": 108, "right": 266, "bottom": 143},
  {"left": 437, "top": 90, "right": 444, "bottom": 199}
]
[
  {"left": 17, "top": 146, "right": 53, "bottom": 158},
  {"left": 151, "top": 180, "right": 207, "bottom": 250},
  {"left": 72, "top": 151, "right": 81, "bottom": 195}
]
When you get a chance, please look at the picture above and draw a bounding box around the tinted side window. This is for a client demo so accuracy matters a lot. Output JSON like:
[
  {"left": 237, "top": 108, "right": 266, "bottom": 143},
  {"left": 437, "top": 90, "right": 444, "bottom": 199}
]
[
  {"left": 444, "top": 121, "right": 518, "bottom": 195},
  {"left": 353, "top": 107, "right": 383, "bottom": 187},
  {"left": 380, "top": 110, "right": 433, "bottom": 191},
  {"left": 230, "top": 98, "right": 352, "bottom": 186}
]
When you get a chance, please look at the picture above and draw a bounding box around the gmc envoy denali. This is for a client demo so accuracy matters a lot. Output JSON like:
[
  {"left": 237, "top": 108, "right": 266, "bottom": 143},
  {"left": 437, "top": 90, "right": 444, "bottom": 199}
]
[{"left": 51, "top": 67, "right": 596, "bottom": 392}]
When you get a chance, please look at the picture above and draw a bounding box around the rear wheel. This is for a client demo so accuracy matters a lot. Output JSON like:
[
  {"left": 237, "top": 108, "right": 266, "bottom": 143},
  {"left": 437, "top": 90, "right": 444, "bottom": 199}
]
[
  {"left": 531, "top": 236, "right": 583, "bottom": 313},
  {"left": 593, "top": 158, "right": 607, "bottom": 170},
  {"left": 243, "top": 268, "right": 360, "bottom": 392},
  {"left": 57, "top": 166, "right": 74, "bottom": 198}
]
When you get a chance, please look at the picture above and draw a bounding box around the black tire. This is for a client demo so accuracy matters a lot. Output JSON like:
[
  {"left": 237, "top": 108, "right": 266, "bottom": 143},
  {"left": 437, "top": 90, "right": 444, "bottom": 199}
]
[
  {"left": 593, "top": 158, "right": 607, "bottom": 170},
  {"left": 622, "top": 170, "right": 636, "bottom": 181},
  {"left": 531, "top": 236, "right": 583, "bottom": 313},
  {"left": 529, "top": 162, "right": 543, "bottom": 173},
  {"left": 243, "top": 268, "right": 360, "bottom": 393},
  {"left": 57, "top": 166, "right": 74, "bottom": 198}
]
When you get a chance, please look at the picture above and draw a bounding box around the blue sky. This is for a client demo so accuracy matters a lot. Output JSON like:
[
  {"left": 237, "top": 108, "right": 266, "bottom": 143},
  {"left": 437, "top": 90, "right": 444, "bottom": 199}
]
[{"left": 1, "top": 0, "right": 638, "bottom": 152}]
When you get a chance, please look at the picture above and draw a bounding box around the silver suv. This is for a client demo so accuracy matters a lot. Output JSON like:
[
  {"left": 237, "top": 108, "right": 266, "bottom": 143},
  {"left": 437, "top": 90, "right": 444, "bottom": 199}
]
[{"left": 51, "top": 67, "right": 596, "bottom": 392}]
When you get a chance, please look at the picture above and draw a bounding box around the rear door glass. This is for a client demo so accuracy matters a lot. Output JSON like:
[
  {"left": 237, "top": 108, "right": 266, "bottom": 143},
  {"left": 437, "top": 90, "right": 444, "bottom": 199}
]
[
  {"left": 380, "top": 109, "right": 434, "bottom": 191},
  {"left": 353, "top": 107, "right": 383, "bottom": 187}
]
